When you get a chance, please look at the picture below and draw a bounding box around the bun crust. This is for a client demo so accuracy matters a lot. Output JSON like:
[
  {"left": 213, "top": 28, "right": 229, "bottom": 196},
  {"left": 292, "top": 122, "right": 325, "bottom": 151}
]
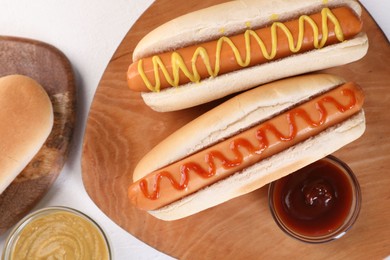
[{"left": 0, "top": 75, "right": 54, "bottom": 194}]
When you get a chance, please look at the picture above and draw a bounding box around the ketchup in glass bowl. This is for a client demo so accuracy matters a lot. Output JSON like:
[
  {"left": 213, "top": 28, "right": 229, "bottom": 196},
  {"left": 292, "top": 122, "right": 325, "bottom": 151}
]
[{"left": 268, "top": 155, "right": 361, "bottom": 243}]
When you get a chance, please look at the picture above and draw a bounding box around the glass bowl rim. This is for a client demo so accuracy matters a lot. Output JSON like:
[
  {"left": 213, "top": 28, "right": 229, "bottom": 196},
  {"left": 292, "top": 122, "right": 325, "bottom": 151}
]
[
  {"left": 268, "top": 155, "right": 362, "bottom": 244},
  {"left": 2, "top": 206, "right": 112, "bottom": 259}
]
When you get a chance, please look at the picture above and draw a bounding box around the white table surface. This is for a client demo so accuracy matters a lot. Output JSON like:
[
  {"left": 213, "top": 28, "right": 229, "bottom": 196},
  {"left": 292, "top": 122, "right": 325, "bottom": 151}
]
[{"left": 0, "top": 1, "right": 388, "bottom": 259}]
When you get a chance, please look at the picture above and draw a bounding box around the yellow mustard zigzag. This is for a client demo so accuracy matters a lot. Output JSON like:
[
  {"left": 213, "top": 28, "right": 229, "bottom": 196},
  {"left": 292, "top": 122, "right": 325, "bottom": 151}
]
[{"left": 138, "top": 7, "right": 344, "bottom": 92}]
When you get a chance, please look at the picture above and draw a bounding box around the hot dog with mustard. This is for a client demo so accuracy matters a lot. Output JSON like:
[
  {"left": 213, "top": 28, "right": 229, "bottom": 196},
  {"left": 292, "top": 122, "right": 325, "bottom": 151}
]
[{"left": 127, "top": 0, "right": 368, "bottom": 112}]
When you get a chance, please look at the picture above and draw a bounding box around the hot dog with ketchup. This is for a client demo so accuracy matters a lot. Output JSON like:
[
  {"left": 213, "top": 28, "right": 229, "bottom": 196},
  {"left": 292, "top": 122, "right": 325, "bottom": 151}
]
[
  {"left": 128, "top": 74, "right": 366, "bottom": 220},
  {"left": 127, "top": 0, "right": 368, "bottom": 112}
]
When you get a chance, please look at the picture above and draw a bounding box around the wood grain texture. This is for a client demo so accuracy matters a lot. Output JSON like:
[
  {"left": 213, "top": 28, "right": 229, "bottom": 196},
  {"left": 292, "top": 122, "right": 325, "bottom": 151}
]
[
  {"left": 0, "top": 36, "right": 76, "bottom": 234},
  {"left": 82, "top": 1, "right": 390, "bottom": 259}
]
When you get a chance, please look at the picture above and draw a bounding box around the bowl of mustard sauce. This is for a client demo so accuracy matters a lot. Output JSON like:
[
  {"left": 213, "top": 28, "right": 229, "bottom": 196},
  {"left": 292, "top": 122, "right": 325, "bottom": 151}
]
[
  {"left": 268, "top": 155, "right": 361, "bottom": 243},
  {"left": 2, "top": 206, "right": 111, "bottom": 259}
]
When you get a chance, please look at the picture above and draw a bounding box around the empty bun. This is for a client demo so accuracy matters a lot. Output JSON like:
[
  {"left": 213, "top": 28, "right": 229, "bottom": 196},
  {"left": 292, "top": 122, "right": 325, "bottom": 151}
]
[{"left": 0, "top": 75, "right": 54, "bottom": 194}]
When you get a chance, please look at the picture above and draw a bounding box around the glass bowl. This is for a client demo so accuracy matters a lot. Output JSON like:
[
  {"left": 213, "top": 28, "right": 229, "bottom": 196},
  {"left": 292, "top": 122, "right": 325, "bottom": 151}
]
[
  {"left": 268, "top": 155, "right": 361, "bottom": 243},
  {"left": 2, "top": 206, "right": 111, "bottom": 259}
]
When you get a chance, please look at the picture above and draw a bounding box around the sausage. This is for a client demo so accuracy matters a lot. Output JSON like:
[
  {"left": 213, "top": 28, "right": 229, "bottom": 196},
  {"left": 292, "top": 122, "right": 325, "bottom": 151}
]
[
  {"left": 127, "top": 7, "right": 362, "bottom": 93},
  {"left": 128, "top": 82, "right": 364, "bottom": 210}
]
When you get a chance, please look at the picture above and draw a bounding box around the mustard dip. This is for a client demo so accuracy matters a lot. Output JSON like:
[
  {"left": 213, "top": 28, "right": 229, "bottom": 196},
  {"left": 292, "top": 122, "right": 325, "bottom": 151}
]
[{"left": 4, "top": 207, "right": 110, "bottom": 260}]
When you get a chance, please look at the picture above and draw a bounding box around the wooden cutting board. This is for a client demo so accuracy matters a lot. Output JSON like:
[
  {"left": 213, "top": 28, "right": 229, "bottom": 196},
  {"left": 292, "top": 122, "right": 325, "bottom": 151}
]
[
  {"left": 82, "top": 1, "right": 390, "bottom": 258},
  {"left": 0, "top": 36, "right": 76, "bottom": 235}
]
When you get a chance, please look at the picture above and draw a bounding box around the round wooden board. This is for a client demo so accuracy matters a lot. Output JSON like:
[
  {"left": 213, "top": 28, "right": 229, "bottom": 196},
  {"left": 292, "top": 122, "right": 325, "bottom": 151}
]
[
  {"left": 0, "top": 36, "right": 76, "bottom": 234},
  {"left": 82, "top": 1, "right": 390, "bottom": 259}
]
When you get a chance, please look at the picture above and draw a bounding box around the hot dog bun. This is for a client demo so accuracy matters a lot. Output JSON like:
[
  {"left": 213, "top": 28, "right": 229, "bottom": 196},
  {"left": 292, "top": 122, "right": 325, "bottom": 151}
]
[
  {"left": 131, "top": 74, "right": 365, "bottom": 220},
  {"left": 0, "top": 75, "right": 54, "bottom": 194},
  {"left": 130, "top": 0, "right": 368, "bottom": 112},
  {"left": 133, "top": 0, "right": 363, "bottom": 61}
]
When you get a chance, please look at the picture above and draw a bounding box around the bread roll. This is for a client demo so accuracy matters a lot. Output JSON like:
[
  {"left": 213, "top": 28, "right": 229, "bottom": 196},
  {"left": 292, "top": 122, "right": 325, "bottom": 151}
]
[{"left": 0, "top": 75, "right": 54, "bottom": 194}]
